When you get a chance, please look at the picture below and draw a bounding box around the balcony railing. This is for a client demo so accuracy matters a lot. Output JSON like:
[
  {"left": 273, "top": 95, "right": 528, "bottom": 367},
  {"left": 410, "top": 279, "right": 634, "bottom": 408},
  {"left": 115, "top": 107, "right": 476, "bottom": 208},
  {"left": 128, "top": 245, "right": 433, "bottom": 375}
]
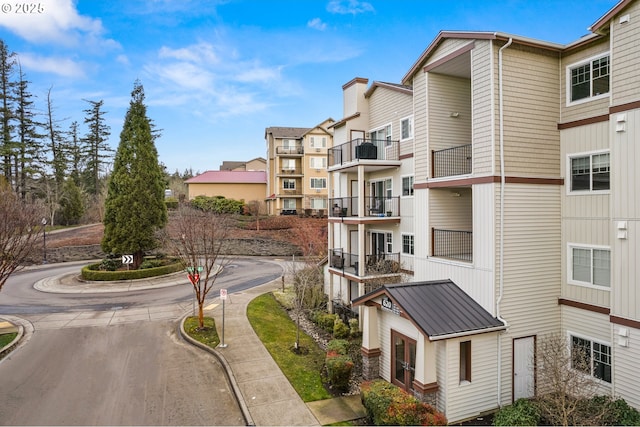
[
  {"left": 328, "top": 196, "right": 400, "bottom": 218},
  {"left": 279, "top": 188, "right": 303, "bottom": 196},
  {"left": 431, "top": 228, "right": 472, "bottom": 262},
  {"left": 330, "top": 249, "right": 401, "bottom": 276},
  {"left": 279, "top": 168, "right": 302, "bottom": 175},
  {"left": 276, "top": 145, "right": 304, "bottom": 155},
  {"left": 432, "top": 144, "right": 472, "bottom": 178},
  {"left": 328, "top": 138, "right": 400, "bottom": 167}
]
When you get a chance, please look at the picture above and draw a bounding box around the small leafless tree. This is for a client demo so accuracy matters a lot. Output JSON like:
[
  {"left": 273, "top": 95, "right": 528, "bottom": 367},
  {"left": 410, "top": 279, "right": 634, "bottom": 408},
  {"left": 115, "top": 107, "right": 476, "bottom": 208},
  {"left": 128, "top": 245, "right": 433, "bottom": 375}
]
[
  {"left": 165, "top": 205, "right": 232, "bottom": 329},
  {"left": 245, "top": 199, "right": 264, "bottom": 231},
  {"left": 535, "top": 333, "right": 606, "bottom": 426},
  {"left": 0, "top": 180, "right": 45, "bottom": 291},
  {"left": 287, "top": 218, "right": 327, "bottom": 350}
]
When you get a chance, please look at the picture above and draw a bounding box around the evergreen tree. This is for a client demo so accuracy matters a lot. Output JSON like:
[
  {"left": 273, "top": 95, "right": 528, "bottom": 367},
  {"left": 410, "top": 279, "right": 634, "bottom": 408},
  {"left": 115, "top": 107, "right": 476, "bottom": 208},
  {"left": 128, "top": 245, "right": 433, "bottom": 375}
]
[
  {"left": 44, "top": 87, "right": 68, "bottom": 195},
  {"left": 81, "top": 99, "right": 111, "bottom": 196},
  {"left": 67, "top": 120, "right": 83, "bottom": 186},
  {"left": 0, "top": 40, "right": 17, "bottom": 186},
  {"left": 14, "top": 63, "right": 44, "bottom": 199},
  {"left": 102, "top": 81, "right": 167, "bottom": 268},
  {"left": 59, "top": 178, "right": 84, "bottom": 225}
]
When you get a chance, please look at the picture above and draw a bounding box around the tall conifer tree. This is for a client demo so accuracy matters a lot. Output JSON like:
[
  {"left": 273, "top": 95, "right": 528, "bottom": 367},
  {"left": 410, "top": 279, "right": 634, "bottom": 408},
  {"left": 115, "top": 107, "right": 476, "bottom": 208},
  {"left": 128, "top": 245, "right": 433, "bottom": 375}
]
[{"left": 102, "top": 81, "right": 167, "bottom": 268}]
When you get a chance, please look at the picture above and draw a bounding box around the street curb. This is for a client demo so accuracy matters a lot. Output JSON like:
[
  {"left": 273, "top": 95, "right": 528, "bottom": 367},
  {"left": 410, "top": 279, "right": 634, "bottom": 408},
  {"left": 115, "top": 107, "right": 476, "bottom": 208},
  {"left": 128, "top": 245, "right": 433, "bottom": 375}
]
[
  {"left": 178, "top": 315, "right": 255, "bottom": 427},
  {"left": 0, "top": 315, "right": 34, "bottom": 361}
]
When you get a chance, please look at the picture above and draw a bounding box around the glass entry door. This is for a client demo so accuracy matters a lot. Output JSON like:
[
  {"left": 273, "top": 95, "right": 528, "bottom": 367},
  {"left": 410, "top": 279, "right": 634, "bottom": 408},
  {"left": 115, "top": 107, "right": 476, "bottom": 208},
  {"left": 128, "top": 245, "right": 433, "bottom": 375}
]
[{"left": 391, "top": 330, "right": 416, "bottom": 392}]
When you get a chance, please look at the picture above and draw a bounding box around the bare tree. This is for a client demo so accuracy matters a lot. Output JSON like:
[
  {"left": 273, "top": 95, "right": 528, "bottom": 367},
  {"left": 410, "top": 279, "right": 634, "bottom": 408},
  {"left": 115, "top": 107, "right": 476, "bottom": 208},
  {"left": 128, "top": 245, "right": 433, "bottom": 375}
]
[
  {"left": 0, "top": 179, "right": 44, "bottom": 291},
  {"left": 245, "top": 199, "right": 264, "bottom": 231},
  {"left": 535, "top": 333, "right": 605, "bottom": 426},
  {"left": 166, "top": 206, "right": 232, "bottom": 329}
]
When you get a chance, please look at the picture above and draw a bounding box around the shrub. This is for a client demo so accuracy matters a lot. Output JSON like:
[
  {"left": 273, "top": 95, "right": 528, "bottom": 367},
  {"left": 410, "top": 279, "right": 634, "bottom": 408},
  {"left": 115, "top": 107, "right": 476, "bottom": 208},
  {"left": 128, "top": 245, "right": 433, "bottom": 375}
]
[
  {"left": 81, "top": 259, "right": 183, "bottom": 281},
  {"left": 164, "top": 197, "right": 179, "bottom": 209},
  {"left": 313, "top": 312, "right": 338, "bottom": 333},
  {"left": 325, "top": 352, "right": 353, "bottom": 392},
  {"left": 349, "top": 318, "right": 360, "bottom": 337},
  {"left": 190, "top": 195, "right": 244, "bottom": 214},
  {"left": 333, "top": 318, "right": 350, "bottom": 339},
  {"left": 98, "top": 257, "right": 122, "bottom": 271},
  {"left": 360, "top": 379, "right": 447, "bottom": 426},
  {"left": 327, "top": 339, "right": 350, "bottom": 356},
  {"left": 493, "top": 398, "right": 540, "bottom": 426},
  {"left": 578, "top": 395, "right": 640, "bottom": 426}
]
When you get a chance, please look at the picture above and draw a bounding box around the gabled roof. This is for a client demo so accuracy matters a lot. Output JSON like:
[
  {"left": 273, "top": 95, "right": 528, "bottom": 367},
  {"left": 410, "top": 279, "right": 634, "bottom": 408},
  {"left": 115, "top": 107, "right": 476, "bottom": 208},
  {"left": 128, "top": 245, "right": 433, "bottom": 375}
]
[
  {"left": 364, "top": 81, "right": 413, "bottom": 98},
  {"left": 590, "top": 0, "right": 632, "bottom": 33},
  {"left": 264, "top": 126, "right": 311, "bottom": 139},
  {"left": 353, "top": 279, "right": 506, "bottom": 341},
  {"left": 185, "top": 170, "right": 267, "bottom": 184}
]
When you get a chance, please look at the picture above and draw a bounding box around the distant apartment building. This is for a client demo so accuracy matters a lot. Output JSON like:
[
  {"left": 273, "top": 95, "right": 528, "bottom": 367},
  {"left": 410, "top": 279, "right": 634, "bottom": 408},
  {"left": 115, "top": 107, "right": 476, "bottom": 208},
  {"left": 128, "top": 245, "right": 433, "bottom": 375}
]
[
  {"left": 325, "top": 0, "right": 640, "bottom": 422},
  {"left": 265, "top": 119, "right": 334, "bottom": 216},
  {"left": 219, "top": 157, "right": 266, "bottom": 172}
]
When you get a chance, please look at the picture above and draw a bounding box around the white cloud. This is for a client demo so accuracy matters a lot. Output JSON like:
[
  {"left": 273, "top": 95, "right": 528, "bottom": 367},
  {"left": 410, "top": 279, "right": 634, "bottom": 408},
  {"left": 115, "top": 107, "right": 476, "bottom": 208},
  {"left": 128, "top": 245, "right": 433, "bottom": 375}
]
[
  {"left": 327, "top": 0, "right": 374, "bottom": 15},
  {"left": 158, "top": 43, "right": 220, "bottom": 64},
  {"left": 17, "top": 53, "right": 85, "bottom": 78},
  {"left": 307, "top": 18, "right": 327, "bottom": 31},
  {"left": 0, "top": 0, "right": 106, "bottom": 45}
]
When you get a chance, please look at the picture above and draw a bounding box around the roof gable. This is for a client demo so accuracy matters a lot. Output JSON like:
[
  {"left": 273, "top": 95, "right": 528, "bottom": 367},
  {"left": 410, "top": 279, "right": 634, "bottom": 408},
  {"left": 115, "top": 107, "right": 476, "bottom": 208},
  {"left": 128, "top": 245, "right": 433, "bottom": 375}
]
[{"left": 353, "top": 279, "right": 506, "bottom": 340}]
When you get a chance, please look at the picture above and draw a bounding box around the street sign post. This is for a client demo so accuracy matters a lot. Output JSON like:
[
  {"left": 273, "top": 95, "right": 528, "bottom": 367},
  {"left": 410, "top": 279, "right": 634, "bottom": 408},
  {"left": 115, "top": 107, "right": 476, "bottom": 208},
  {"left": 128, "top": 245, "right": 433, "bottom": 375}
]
[{"left": 219, "top": 288, "right": 228, "bottom": 348}]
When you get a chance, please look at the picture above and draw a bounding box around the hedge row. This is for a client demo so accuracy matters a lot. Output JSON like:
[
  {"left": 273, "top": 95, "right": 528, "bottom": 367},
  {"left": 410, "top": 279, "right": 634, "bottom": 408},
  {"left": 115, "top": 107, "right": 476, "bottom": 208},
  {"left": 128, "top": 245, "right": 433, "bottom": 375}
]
[
  {"left": 81, "top": 260, "right": 184, "bottom": 281},
  {"left": 361, "top": 379, "right": 447, "bottom": 426}
]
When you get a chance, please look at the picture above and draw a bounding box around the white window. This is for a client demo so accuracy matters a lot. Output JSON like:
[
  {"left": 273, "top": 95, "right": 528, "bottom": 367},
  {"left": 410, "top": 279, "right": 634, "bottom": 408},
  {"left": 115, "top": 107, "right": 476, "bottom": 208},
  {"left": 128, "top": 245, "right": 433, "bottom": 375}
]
[
  {"left": 567, "top": 53, "right": 609, "bottom": 104},
  {"left": 283, "top": 179, "right": 296, "bottom": 189},
  {"left": 568, "top": 244, "right": 610, "bottom": 288},
  {"left": 282, "top": 139, "right": 295, "bottom": 148},
  {"left": 310, "top": 157, "right": 327, "bottom": 169},
  {"left": 282, "top": 198, "right": 296, "bottom": 209},
  {"left": 569, "top": 151, "right": 609, "bottom": 193},
  {"left": 310, "top": 197, "right": 327, "bottom": 209},
  {"left": 570, "top": 334, "right": 611, "bottom": 383},
  {"left": 281, "top": 158, "right": 296, "bottom": 171},
  {"left": 400, "top": 116, "right": 413, "bottom": 140},
  {"left": 370, "top": 124, "right": 392, "bottom": 146},
  {"left": 402, "top": 234, "right": 414, "bottom": 255},
  {"left": 310, "top": 136, "right": 327, "bottom": 148},
  {"left": 402, "top": 176, "right": 414, "bottom": 196},
  {"left": 310, "top": 178, "right": 326, "bottom": 189}
]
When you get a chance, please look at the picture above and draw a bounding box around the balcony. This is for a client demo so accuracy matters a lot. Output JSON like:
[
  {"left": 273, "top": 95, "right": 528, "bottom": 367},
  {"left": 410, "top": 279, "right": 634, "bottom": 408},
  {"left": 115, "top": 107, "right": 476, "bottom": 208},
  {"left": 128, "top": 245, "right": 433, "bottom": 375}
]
[
  {"left": 431, "top": 228, "right": 472, "bottom": 262},
  {"left": 278, "top": 168, "right": 302, "bottom": 176},
  {"left": 276, "top": 145, "right": 304, "bottom": 156},
  {"left": 328, "top": 138, "right": 400, "bottom": 169},
  {"left": 278, "top": 188, "right": 303, "bottom": 197},
  {"left": 431, "top": 144, "right": 472, "bottom": 178},
  {"left": 328, "top": 196, "right": 400, "bottom": 218},
  {"left": 330, "top": 249, "right": 401, "bottom": 277}
]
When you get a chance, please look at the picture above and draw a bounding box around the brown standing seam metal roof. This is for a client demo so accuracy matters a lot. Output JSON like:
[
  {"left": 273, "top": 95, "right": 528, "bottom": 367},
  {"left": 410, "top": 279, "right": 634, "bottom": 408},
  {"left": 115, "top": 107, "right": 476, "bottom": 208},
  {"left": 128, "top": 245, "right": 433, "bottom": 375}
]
[{"left": 352, "top": 279, "right": 506, "bottom": 340}]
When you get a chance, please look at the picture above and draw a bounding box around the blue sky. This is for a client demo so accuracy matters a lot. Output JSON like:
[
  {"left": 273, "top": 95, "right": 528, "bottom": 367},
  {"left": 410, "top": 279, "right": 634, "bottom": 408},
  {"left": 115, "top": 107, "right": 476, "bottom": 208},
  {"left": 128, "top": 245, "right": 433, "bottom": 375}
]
[{"left": 0, "top": 0, "right": 618, "bottom": 175}]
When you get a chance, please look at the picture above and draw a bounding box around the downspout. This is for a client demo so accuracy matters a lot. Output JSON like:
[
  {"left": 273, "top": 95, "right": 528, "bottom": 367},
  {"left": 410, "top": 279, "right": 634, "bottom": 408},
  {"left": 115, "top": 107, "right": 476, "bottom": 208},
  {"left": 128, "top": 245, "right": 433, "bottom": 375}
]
[{"left": 497, "top": 36, "right": 512, "bottom": 409}]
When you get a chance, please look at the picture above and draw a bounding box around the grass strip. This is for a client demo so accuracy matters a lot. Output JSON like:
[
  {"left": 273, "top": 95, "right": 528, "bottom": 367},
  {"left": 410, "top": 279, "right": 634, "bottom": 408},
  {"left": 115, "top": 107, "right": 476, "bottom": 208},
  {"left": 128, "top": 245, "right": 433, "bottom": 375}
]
[
  {"left": 247, "top": 292, "right": 331, "bottom": 402},
  {"left": 0, "top": 332, "right": 17, "bottom": 348},
  {"left": 183, "top": 316, "right": 220, "bottom": 348}
]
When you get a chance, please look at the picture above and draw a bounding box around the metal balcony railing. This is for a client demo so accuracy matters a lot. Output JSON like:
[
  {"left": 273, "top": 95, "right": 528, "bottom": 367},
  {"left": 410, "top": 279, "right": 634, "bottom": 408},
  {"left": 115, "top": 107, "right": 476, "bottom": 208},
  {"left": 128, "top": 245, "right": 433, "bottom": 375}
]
[
  {"left": 432, "top": 144, "right": 472, "bottom": 178},
  {"left": 328, "top": 196, "right": 400, "bottom": 218},
  {"left": 328, "top": 138, "right": 400, "bottom": 167},
  {"left": 279, "top": 168, "right": 302, "bottom": 175},
  {"left": 431, "top": 228, "right": 472, "bottom": 262},
  {"left": 276, "top": 145, "right": 304, "bottom": 155},
  {"left": 330, "top": 249, "right": 401, "bottom": 276}
]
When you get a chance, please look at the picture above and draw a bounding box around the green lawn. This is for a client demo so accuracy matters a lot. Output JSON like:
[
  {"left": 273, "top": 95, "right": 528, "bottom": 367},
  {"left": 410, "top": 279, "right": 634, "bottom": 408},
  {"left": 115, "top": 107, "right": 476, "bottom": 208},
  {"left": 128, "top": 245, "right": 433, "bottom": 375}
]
[
  {"left": 183, "top": 316, "right": 220, "bottom": 348},
  {"left": 0, "top": 333, "right": 17, "bottom": 349},
  {"left": 247, "top": 292, "right": 331, "bottom": 402}
]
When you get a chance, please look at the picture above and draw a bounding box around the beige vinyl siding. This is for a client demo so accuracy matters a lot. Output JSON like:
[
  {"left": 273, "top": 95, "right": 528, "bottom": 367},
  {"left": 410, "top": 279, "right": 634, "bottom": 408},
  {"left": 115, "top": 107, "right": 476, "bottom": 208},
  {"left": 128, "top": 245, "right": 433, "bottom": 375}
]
[
  {"left": 561, "top": 120, "right": 611, "bottom": 306},
  {"left": 414, "top": 72, "right": 429, "bottom": 181},
  {"left": 443, "top": 335, "right": 500, "bottom": 424},
  {"left": 613, "top": 325, "right": 640, "bottom": 409},
  {"left": 560, "top": 40, "right": 610, "bottom": 123},
  {"left": 413, "top": 187, "right": 429, "bottom": 264},
  {"left": 498, "top": 183, "right": 562, "bottom": 336},
  {"left": 429, "top": 187, "right": 472, "bottom": 232},
  {"left": 377, "top": 310, "right": 419, "bottom": 384},
  {"left": 612, "top": 108, "right": 640, "bottom": 320},
  {"left": 472, "top": 183, "right": 496, "bottom": 272},
  {"left": 187, "top": 182, "right": 266, "bottom": 202},
  {"left": 611, "top": 1, "right": 640, "bottom": 106},
  {"left": 472, "top": 40, "right": 495, "bottom": 176},
  {"left": 368, "top": 88, "right": 412, "bottom": 139},
  {"left": 500, "top": 45, "right": 560, "bottom": 177},
  {"left": 436, "top": 341, "right": 447, "bottom": 414},
  {"left": 560, "top": 305, "right": 612, "bottom": 396},
  {"left": 427, "top": 73, "right": 472, "bottom": 156}
]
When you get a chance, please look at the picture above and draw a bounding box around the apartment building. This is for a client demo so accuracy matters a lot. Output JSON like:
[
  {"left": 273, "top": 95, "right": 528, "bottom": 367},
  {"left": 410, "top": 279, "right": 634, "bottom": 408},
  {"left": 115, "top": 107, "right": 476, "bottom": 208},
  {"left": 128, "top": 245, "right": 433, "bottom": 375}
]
[
  {"left": 326, "top": 0, "right": 640, "bottom": 422},
  {"left": 265, "top": 119, "right": 334, "bottom": 216}
]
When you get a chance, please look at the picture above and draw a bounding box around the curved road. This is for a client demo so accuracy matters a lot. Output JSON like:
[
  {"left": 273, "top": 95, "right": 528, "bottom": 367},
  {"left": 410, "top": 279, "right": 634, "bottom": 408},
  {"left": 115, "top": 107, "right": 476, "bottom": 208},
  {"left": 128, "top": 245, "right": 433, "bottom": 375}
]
[{"left": 0, "top": 257, "right": 283, "bottom": 426}]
